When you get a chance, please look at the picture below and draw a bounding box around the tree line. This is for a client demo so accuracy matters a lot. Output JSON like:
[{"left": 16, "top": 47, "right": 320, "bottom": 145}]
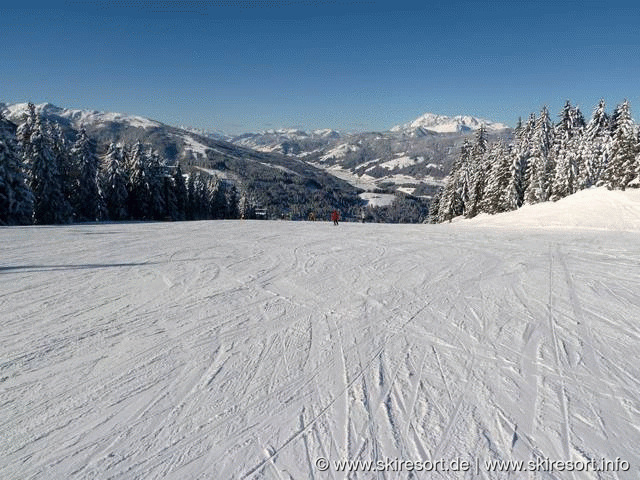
[
  {"left": 429, "top": 99, "right": 640, "bottom": 223},
  {"left": 0, "top": 103, "right": 252, "bottom": 225}
]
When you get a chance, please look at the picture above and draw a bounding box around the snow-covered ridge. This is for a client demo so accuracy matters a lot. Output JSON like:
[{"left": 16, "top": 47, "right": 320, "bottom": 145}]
[
  {"left": 179, "top": 134, "right": 211, "bottom": 158},
  {"left": 375, "top": 154, "right": 425, "bottom": 171},
  {"left": 262, "top": 128, "right": 340, "bottom": 138},
  {"left": 231, "top": 128, "right": 341, "bottom": 145},
  {"left": 391, "top": 112, "right": 509, "bottom": 134},
  {"left": 2, "top": 102, "right": 161, "bottom": 129},
  {"left": 231, "top": 128, "right": 342, "bottom": 155},
  {"left": 319, "top": 142, "right": 359, "bottom": 162},
  {"left": 179, "top": 126, "right": 230, "bottom": 141}
]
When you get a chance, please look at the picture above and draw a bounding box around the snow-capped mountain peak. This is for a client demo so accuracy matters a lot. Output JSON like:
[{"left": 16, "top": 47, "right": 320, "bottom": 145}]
[
  {"left": 390, "top": 112, "right": 509, "bottom": 134},
  {"left": 1, "top": 102, "right": 161, "bottom": 130}
]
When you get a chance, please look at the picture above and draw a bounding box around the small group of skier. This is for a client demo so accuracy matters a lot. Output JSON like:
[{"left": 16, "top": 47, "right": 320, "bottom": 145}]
[{"left": 306, "top": 209, "right": 341, "bottom": 224}]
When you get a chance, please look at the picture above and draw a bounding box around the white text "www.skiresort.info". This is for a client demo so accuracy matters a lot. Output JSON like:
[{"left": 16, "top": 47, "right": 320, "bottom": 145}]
[{"left": 314, "top": 456, "right": 631, "bottom": 473}]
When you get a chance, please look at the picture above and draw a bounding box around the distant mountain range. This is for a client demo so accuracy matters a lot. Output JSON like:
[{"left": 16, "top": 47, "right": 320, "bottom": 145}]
[
  {"left": 1, "top": 102, "right": 512, "bottom": 214},
  {"left": 226, "top": 112, "right": 512, "bottom": 198}
]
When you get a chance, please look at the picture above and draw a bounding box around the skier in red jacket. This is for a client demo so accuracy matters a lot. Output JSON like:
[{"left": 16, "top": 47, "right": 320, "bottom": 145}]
[{"left": 331, "top": 210, "right": 340, "bottom": 226}]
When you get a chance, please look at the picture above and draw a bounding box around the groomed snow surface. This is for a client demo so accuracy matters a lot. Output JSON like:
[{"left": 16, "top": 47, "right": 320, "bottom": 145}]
[{"left": 2, "top": 188, "right": 640, "bottom": 479}]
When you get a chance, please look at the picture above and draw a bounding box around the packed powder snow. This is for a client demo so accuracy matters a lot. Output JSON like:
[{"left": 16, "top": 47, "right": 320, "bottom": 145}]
[{"left": 1, "top": 188, "right": 639, "bottom": 479}]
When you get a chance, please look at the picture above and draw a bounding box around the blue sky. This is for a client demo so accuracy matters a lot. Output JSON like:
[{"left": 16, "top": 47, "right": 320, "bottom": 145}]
[{"left": 2, "top": 1, "right": 639, "bottom": 133}]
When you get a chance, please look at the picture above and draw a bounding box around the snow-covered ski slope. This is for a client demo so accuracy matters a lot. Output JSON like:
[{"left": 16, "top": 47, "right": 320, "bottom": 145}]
[{"left": 2, "top": 188, "right": 640, "bottom": 479}]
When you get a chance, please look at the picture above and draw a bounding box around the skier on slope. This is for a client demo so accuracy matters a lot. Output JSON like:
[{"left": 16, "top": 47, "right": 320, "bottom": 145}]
[{"left": 331, "top": 209, "right": 340, "bottom": 226}]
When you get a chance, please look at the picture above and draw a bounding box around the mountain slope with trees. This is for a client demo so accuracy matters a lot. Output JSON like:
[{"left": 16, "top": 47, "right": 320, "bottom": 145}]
[{"left": 0, "top": 103, "right": 375, "bottom": 224}]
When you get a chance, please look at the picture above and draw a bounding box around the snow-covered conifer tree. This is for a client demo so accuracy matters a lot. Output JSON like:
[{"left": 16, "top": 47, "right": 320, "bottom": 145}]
[
  {"left": 551, "top": 101, "right": 584, "bottom": 200},
  {"left": 524, "top": 106, "right": 554, "bottom": 204},
  {"left": 49, "top": 122, "right": 77, "bottom": 214},
  {"left": 208, "top": 175, "right": 227, "bottom": 219},
  {"left": 504, "top": 115, "right": 534, "bottom": 210},
  {"left": 580, "top": 99, "right": 610, "bottom": 188},
  {"left": 551, "top": 137, "right": 581, "bottom": 200},
  {"left": 0, "top": 111, "right": 33, "bottom": 225},
  {"left": 238, "top": 191, "right": 254, "bottom": 220},
  {"left": 602, "top": 101, "right": 637, "bottom": 189},
  {"left": 186, "top": 171, "right": 196, "bottom": 220},
  {"left": 427, "top": 188, "right": 442, "bottom": 224},
  {"left": 457, "top": 141, "right": 473, "bottom": 213},
  {"left": 127, "top": 142, "right": 151, "bottom": 219},
  {"left": 436, "top": 142, "right": 470, "bottom": 222},
  {"left": 147, "top": 149, "right": 166, "bottom": 220},
  {"left": 225, "top": 184, "right": 240, "bottom": 219},
  {"left": 481, "top": 141, "right": 511, "bottom": 214},
  {"left": 16, "top": 103, "right": 37, "bottom": 164},
  {"left": 192, "top": 172, "right": 209, "bottom": 219},
  {"left": 172, "top": 163, "right": 188, "bottom": 220},
  {"left": 466, "top": 126, "right": 489, "bottom": 217},
  {"left": 163, "top": 175, "right": 179, "bottom": 221},
  {"left": 71, "top": 127, "right": 102, "bottom": 221},
  {"left": 26, "top": 117, "right": 71, "bottom": 224},
  {"left": 102, "top": 143, "right": 129, "bottom": 220}
]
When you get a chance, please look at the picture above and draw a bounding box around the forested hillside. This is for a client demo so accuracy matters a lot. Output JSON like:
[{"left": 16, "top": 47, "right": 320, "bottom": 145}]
[{"left": 430, "top": 100, "right": 640, "bottom": 222}]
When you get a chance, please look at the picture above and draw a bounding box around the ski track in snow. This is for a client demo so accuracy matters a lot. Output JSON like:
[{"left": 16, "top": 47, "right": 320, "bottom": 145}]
[{"left": 1, "top": 220, "right": 639, "bottom": 479}]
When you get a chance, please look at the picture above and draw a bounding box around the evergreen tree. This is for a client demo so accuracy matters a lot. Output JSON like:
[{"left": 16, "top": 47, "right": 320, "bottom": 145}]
[
  {"left": 436, "top": 142, "right": 469, "bottom": 222},
  {"left": 102, "top": 143, "right": 129, "bottom": 220},
  {"left": 0, "top": 112, "right": 33, "bottom": 225},
  {"left": 71, "top": 127, "right": 102, "bottom": 221},
  {"left": 580, "top": 99, "right": 610, "bottom": 188},
  {"left": 225, "top": 184, "right": 240, "bottom": 219},
  {"left": 25, "top": 117, "right": 71, "bottom": 224},
  {"left": 238, "top": 191, "right": 255, "bottom": 219},
  {"left": 524, "top": 143, "right": 545, "bottom": 204},
  {"left": 457, "top": 141, "right": 473, "bottom": 213},
  {"left": 163, "top": 174, "right": 179, "bottom": 220},
  {"left": 503, "top": 115, "right": 534, "bottom": 210},
  {"left": 192, "top": 172, "right": 209, "bottom": 219},
  {"left": 186, "top": 171, "right": 196, "bottom": 220},
  {"left": 50, "top": 122, "right": 76, "bottom": 213},
  {"left": 127, "top": 142, "right": 151, "bottom": 219},
  {"left": 514, "top": 117, "right": 523, "bottom": 135},
  {"left": 538, "top": 105, "right": 555, "bottom": 157},
  {"left": 602, "top": 101, "right": 637, "bottom": 189},
  {"left": 427, "top": 188, "right": 442, "bottom": 223},
  {"left": 16, "top": 103, "right": 37, "bottom": 165},
  {"left": 551, "top": 135, "right": 581, "bottom": 200},
  {"left": 172, "top": 163, "right": 188, "bottom": 220},
  {"left": 147, "top": 149, "right": 166, "bottom": 220},
  {"left": 482, "top": 141, "right": 511, "bottom": 214},
  {"left": 504, "top": 149, "right": 523, "bottom": 211},
  {"left": 208, "top": 175, "right": 227, "bottom": 219},
  {"left": 574, "top": 107, "right": 586, "bottom": 130},
  {"left": 556, "top": 100, "right": 585, "bottom": 136},
  {"left": 609, "top": 103, "right": 622, "bottom": 134},
  {"left": 466, "top": 126, "right": 489, "bottom": 217},
  {"left": 551, "top": 101, "right": 584, "bottom": 201},
  {"left": 524, "top": 106, "right": 554, "bottom": 204}
]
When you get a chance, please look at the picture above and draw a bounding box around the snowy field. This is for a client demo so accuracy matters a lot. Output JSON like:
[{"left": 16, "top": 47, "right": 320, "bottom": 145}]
[{"left": 2, "top": 189, "right": 640, "bottom": 479}]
